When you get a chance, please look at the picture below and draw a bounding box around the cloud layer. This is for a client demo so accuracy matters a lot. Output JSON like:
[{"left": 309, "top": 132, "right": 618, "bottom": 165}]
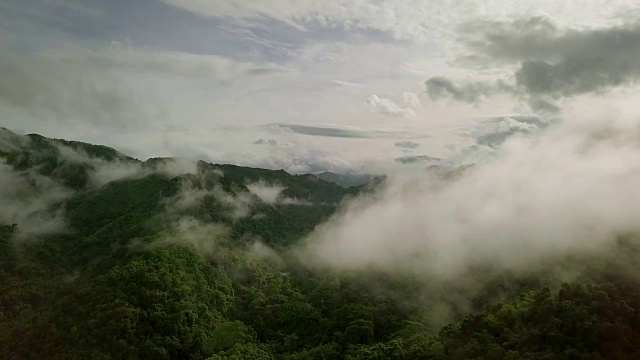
[
  {"left": 427, "top": 17, "right": 640, "bottom": 113},
  {"left": 268, "top": 124, "right": 428, "bottom": 139},
  {"left": 299, "top": 111, "right": 640, "bottom": 276},
  {"left": 463, "top": 17, "right": 640, "bottom": 97},
  {"left": 366, "top": 95, "right": 416, "bottom": 118}
]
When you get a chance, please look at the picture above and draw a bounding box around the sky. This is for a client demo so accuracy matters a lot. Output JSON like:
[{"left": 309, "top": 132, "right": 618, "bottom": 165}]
[{"left": 1, "top": 0, "right": 640, "bottom": 173}]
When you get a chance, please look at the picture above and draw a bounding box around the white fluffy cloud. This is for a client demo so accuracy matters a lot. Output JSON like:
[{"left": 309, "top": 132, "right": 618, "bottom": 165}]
[
  {"left": 366, "top": 95, "right": 416, "bottom": 118},
  {"left": 403, "top": 92, "right": 421, "bottom": 108},
  {"left": 246, "top": 180, "right": 314, "bottom": 206},
  {"left": 299, "top": 110, "right": 640, "bottom": 275},
  {"left": 246, "top": 181, "right": 285, "bottom": 204}
]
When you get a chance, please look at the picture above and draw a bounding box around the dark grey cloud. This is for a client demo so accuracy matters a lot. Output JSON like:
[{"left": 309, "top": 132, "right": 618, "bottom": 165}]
[
  {"left": 394, "top": 141, "right": 420, "bottom": 149},
  {"left": 459, "top": 16, "right": 560, "bottom": 64},
  {"left": 425, "top": 74, "right": 556, "bottom": 114},
  {"left": 425, "top": 77, "right": 512, "bottom": 103},
  {"left": 427, "top": 17, "right": 640, "bottom": 112},
  {"left": 394, "top": 155, "right": 441, "bottom": 165},
  {"left": 267, "top": 124, "right": 429, "bottom": 139},
  {"left": 526, "top": 97, "right": 561, "bottom": 114}
]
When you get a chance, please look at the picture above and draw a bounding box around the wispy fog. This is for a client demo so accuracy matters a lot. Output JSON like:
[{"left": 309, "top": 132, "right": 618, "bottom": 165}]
[{"left": 299, "top": 111, "right": 640, "bottom": 277}]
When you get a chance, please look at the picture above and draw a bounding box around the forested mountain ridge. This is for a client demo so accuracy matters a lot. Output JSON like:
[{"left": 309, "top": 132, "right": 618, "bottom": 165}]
[{"left": 1, "top": 129, "right": 640, "bottom": 359}]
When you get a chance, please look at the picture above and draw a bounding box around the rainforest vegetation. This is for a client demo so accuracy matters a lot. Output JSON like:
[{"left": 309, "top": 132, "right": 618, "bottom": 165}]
[{"left": 1, "top": 129, "right": 639, "bottom": 359}]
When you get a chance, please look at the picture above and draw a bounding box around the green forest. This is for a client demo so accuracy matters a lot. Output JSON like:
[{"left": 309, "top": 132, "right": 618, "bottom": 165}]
[{"left": 1, "top": 128, "right": 639, "bottom": 359}]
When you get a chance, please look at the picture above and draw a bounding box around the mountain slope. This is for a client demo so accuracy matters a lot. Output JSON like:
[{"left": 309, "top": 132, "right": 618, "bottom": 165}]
[{"left": 1, "top": 130, "right": 639, "bottom": 359}]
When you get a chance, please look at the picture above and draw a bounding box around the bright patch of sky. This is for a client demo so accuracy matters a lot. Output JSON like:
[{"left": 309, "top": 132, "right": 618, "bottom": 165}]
[{"left": 0, "top": 0, "right": 637, "bottom": 173}]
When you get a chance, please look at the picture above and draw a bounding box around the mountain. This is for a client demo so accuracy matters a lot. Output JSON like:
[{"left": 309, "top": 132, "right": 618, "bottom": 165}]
[
  {"left": 0, "top": 127, "right": 137, "bottom": 189},
  {"left": 1, "top": 129, "right": 640, "bottom": 359},
  {"left": 315, "top": 171, "right": 373, "bottom": 187},
  {"left": 0, "top": 128, "right": 360, "bottom": 249}
]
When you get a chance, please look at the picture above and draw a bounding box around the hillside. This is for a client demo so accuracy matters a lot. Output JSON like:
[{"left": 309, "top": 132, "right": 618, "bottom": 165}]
[{"left": 1, "top": 130, "right": 640, "bottom": 359}]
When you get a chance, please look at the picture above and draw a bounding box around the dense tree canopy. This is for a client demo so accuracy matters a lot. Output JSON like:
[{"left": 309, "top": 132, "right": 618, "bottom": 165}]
[{"left": 1, "top": 130, "right": 640, "bottom": 359}]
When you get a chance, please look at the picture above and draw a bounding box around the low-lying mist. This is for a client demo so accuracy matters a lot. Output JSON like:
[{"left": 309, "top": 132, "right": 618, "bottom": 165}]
[
  {"left": 298, "top": 112, "right": 640, "bottom": 278},
  {"left": 0, "top": 160, "right": 70, "bottom": 239}
]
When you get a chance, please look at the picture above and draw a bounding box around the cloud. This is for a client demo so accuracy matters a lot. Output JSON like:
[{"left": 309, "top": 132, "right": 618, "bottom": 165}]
[
  {"left": 225, "top": 139, "right": 356, "bottom": 174},
  {"left": 171, "top": 131, "right": 359, "bottom": 174},
  {"left": 394, "top": 141, "right": 420, "bottom": 149},
  {"left": 48, "top": 140, "right": 198, "bottom": 187},
  {"left": 0, "top": 129, "right": 198, "bottom": 201},
  {"left": 0, "top": 42, "right": 294, "bottom": 143},
  {"left": 394, "top": 155, "right": 441, "bottom": 164},
  {"left": 443, "top": 115, "right": 547, "bottom": 164},
  {"left": 246, "top": 180, "right": 284, "bottom": 204},
  {"left": 402, "top": 92, "right": 421, "bottom": 108},
  {"left": 0, "top": 55, "right": 140, "bottom": 130},
  {"left": 0, "top": 127, "right": 29, "bottom": 152},
  {"left": 279, "top": 198, "right": 313, "bottom": 206},
  {"left": 0, "top": 0, "right": 104, "bottom": 41},
  {"left": 298, "top": 111, "right": 640, "bottom": 277},
  {"left": 147, "top": 157, "right": 199, "bottom": 178},
  {"left": 246, "top": 240, "right": 282, "bottom": 262},
  {"left": 158, "top": 1, "right": 628, "bottom": 47},
  {"left": 246, "top": 180, "right": 313, "bottom": 206},
  {"left": 428, "top": 17, "right": 640, "bottom": 112},
  {"left": 267, "top": 123, "right": 428, "bottom": 139},
  {"left": 366, "top": 95, "right": 416, "bottom": 118},
  {"left": 471, "top": 115, "right": 546, "bottom": 147},
  {"left": 71, "top": 43, "right": 291, "bottom": 81},
  {"left": 424, "top": 75, "right": 558, "bottom": 114},
  {"left": 5, "top": 1, "right": 634, "bottom": 184},
  {"left": 169, "top": 168, "right": 255, "bottom": 220},
  {"left": 331, "top": 80, "right": 362, "bottom": 90},
  {"left": 0, "top": 159, "right": 71, "bottom": 239},
  {"left": 425, "top": 77, "right": 512, "bottom": 103},
  {"left": 47, "top": 142, "right": 143, "bottom": 186},
  {"left": 162, "top": 217, "right": 229, "bottom": 258},
  {"left": 527, "top": 97, "right": 561, "bottom": 114},
  {"left": 253, "top": 139, "right": 278, "bottom": 146},
  {"left": 89, "top": 156, "right": 197, "bottom": 186},
  {"left": 157, "top": 0, "right": 439, "bottom": 43}
]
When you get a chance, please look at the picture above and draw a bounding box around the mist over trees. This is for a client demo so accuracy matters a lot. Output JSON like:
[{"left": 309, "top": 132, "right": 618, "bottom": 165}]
[{"left": 0, "top": 129, "right": 639, "bottom": 359}]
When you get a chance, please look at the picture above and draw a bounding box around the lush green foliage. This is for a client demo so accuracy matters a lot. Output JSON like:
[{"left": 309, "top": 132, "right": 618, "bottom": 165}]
[
  {"left": 0, "top": 130, "right": 135, "bottom": 190},
  {"left": 1, "top": 131, "right": 640, "bottom": 359}
]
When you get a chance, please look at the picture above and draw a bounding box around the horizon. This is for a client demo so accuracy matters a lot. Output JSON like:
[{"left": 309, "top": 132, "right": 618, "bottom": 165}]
[{"left": 3, "top": 1, "right": 639, "bottom": 174}]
